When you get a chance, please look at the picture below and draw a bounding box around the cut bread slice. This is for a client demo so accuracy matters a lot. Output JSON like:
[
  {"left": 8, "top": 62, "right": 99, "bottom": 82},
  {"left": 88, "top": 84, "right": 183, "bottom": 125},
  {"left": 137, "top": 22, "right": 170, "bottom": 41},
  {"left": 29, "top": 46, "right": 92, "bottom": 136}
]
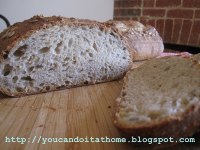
[
  {"left": 0, "top": 16, "right": 132, "bottom": 96},
  {"left": 114, "top": 55, "right": 200, "bottom": 142}
]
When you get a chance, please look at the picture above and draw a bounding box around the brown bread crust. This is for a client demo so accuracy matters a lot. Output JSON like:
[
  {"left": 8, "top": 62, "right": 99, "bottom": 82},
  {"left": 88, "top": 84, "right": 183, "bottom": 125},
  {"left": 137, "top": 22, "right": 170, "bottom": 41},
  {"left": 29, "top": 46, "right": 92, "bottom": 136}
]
[{"left": 106, "top": 20, "right": 164, "bottom": 61}]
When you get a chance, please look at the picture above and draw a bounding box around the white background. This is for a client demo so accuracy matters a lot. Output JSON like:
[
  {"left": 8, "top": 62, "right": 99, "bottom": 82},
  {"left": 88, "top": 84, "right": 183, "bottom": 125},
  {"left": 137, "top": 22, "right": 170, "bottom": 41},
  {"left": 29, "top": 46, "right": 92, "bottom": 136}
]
[{"left": 0, "top": 0, "right": 114, "bottom": 32}]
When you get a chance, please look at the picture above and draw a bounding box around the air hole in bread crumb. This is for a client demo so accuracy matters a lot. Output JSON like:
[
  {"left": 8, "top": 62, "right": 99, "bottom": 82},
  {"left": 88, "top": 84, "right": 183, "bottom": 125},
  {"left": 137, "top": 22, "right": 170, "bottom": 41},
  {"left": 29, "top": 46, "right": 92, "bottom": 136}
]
[
  {"left": 98, "top": 32, "right": 102, "bottom": 36},
  {"left": 65, "top": 81, "right": 70, "bottom": 84},
  {"left": 55, "top": 42, "right": 63, "bottom": 54},
  {"left": 60, "top": 34, "right": 64, "bottom": 38},
  {"left": 78, "top": 68, "right": 84, "bottom": 73},
  {"left": 39, "top": 47, "right": 50, "bottom": 53},
  {"left": 56, "top": 85, "right": 65, "bottom": 89},
  {"left": 13, "top": 45, "right": 27, "bottom": 57},
  {"left": 102, "top": 75, "right": 107, "bottom": 80},
  {"left": 93, "top": 43, "right": 98, "bottom": 51},
  {"left": 29, "top": 66, "right": 34, "bottom": 72},
  {"left": 3, "top": 64, "right": 13, "bottom": 76},
  {"left": 63, "top": 63, "right": 68, "bottom": 67},
  {"left": 110, "top": 32, "right": 116, "bottom": 37},
  {"left": 109, "top": 39, "right": 113, "bottom": 45},
  {"left": 84, "top": 81, "right": 89, "bottom": 85},
  {"left": 81, "top": 27, "right": 87, "bottom": 30},
  {"left": 122, "top": 91, "right": 126, "bottom": 97},
  {"left": 89, "top": 53, "right": 93, "bottom": 57},
  {"left": 30, "top": 81, "right": 34, "bottom": 87},
  {"left": 36, "top": 65, "right": 43, "bottom": 69},
  {"left": 16, "top": 87, "right": 23, "bottom": 92},
  {"left": 40, "top": 34, "right": 48, "bottom": 37},
  {"left": 45, "top": 86, "right": 50, "bottom": 91},
  {"left": 21, "top": 76, "right": 34, "bottom": 81},
  {"left": 72, "top": 57, "right": 76, "bottom": 64},
  {"left": 48, "top": 68, "right": 54, "bottom": 71},
  {"left": 108, "top": 65, "right": 113, "bottom": 71},
  {"left": 12, "top": 76, "right": 18, "bottom": 83},
  {"left": 39, "top": 83, "right": 45, "bottom": 87},
  {"left": 64, "top": 57, "right": 70, "bottom": 61},
  {"left": 72, "top": 60, "right": 77, "bottom": 64},
  {"left": 83, "top": 37, "right": 90, "bottom": 44},
  {"left": 81, "top": 52, "right": 86, "bottom": 56},
  {"left": 68, "top": 38, "right": 73, "bottom": 47},
  {"left": 3, "top": 53, "right": 8, "bottom": 59}
]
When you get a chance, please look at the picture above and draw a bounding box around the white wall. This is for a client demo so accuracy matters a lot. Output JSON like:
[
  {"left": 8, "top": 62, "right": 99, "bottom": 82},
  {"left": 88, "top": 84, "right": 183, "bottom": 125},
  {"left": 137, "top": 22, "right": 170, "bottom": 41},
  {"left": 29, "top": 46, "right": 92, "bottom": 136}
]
[{"left": 0, "top": 0, "right": 114, "bottom": 32}]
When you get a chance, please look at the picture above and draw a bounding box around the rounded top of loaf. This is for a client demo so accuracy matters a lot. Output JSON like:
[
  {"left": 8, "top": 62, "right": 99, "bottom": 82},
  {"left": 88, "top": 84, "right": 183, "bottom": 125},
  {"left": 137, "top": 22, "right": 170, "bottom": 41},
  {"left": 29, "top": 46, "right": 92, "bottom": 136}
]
[
  {"left": 106, "top": 19, "right": 164, "bottom": 60},
  {"left": 0, "top": 15, "right": 111, "bottom": 60}
]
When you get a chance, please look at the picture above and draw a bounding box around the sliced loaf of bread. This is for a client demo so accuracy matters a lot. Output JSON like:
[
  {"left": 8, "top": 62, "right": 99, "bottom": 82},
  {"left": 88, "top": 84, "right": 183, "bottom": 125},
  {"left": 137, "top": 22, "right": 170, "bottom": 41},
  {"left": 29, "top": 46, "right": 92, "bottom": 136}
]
[
  {"left": 0, "top": 16, "right": 133, "bottom": 96},
  {"left": 114, "top": 55, "right": 200, "bottom": 141}
]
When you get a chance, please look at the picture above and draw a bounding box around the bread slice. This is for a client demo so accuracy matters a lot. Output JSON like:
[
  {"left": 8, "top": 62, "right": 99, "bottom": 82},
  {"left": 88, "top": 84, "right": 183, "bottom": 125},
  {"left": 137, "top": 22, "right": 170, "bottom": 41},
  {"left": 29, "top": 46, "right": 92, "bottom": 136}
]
[
  {"left": 0, "top": 16, "right": 132, "bottom": 96},
  {"left": 131, "top": 52, "right": 192, "bottom": 70},
  {"left": 114, "top": 55, "right": 200, "bottom": 142},
  {"left": 107, "top": 20, "right": 164, "bottom": 61}
]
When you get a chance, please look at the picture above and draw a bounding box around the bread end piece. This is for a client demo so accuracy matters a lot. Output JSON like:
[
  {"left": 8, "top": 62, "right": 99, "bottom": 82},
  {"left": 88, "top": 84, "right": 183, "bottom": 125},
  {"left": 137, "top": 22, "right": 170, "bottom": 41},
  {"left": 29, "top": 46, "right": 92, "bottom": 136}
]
[
  {"left": 107, "top": 20, "right": 164, "bottom": 61},
  {"left": 114, "top": 55, "right": 200, "bottom": 146}
]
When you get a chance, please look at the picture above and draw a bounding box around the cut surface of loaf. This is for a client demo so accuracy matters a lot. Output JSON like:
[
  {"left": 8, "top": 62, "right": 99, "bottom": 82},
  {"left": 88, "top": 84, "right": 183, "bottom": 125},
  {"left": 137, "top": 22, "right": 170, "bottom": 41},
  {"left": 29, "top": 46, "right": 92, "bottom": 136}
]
[
  {"left": 114, "top": 55, "right": 200, "bottom": 139},
  {"left": 107, "top": 20, "right": 164, "bottom": 61},
  {"left": 0, "top": 16, "right": 132, "bottom": 96}
]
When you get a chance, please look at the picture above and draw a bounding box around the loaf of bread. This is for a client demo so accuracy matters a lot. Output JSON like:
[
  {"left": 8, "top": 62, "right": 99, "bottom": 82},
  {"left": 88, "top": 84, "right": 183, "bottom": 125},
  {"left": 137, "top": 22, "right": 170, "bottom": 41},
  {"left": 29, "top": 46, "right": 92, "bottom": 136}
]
[
  {"left": 114, "top": 55, "right": 200, "bottom": 144},
  {"left": 0, "top": 16, "right": 165, "bottom": 97},
  {"left": 0, "top": 16, "right": 133, "bottom": 96},
  {"left": 106, "top": 20, "right": 164, "bottom": 61}
]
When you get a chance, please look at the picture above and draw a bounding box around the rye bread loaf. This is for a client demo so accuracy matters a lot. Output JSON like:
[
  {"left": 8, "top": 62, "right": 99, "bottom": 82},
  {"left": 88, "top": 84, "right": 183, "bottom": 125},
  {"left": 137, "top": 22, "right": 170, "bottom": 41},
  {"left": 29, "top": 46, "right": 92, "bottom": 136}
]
[
  {"left": 0, "top": 16, "right": 133, "bottom": 96},
  {"left": 106, "top": 20, "right": 164, "bottom": 61},
  {"left": 114, "top": 55, "right": 200, "bottom": 144}
]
